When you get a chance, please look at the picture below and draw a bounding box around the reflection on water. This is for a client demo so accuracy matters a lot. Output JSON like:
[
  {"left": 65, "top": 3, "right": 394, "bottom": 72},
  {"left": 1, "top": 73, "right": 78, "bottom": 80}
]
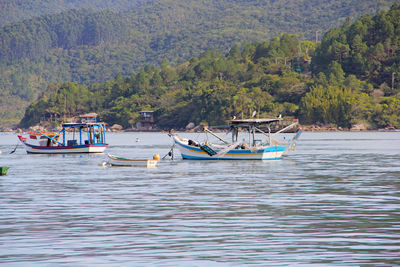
[{"left": 0, "top": 132, "right": 399, "bottom": 265}]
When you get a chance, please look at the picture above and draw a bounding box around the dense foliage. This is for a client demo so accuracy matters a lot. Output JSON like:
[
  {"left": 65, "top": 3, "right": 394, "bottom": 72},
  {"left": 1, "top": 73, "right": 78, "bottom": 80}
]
[
  {"left": 20, "top": 30, "right": 400, "bottom": 129},
  {"left": 0, "top": 9, "right": 130, "bottom": 64},
  {"left": 0, "top": 0, "right": 144, "bottom": 27},
  {"left": 314, "top": 3, "right": 400, "bottom": 91},
  {"left": 18, "top": 35, "right": 312, "bottom": 128},
  {"left": 0, "top": 0, "right": 395, "bottom": 127}
]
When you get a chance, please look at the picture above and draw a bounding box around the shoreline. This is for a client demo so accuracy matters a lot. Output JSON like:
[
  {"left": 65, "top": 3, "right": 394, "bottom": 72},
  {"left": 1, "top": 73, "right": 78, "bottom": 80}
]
[{"left": 1, "top": 125, "right": 398, "bottom": 133}]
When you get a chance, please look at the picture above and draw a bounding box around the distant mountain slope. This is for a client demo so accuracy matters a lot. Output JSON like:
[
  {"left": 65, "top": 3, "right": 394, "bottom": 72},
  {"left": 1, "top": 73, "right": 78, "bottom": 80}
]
[
  {"left": 0, "top": 0, "right": 396, "bottom": 127},
  {"left": 0, "top": 0, "right": 145, "bottom": 27}
]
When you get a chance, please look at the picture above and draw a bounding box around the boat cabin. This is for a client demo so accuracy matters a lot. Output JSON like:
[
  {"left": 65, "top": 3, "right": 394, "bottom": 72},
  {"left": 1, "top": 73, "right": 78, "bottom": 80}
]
[
  {"left": 18, "top": 113, "right": 109, "bottom": 153},
  {"left": 60, "top": 122, "right": 107, "bottom": 146},
  {"left": 27, "top": 114, "right": 107, "bottom": 147}
]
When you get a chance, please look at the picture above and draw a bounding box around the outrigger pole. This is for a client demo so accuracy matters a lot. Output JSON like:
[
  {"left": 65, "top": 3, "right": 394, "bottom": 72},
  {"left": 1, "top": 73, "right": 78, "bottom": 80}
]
[
  {"left": 205, "top": 128, "right": 229, "bottom": 144},
  {"left": 34, "top": 130, "right": 64, "bottom": 146},
  {"left": 270, "top": 122, "right": 298, "bottom": 136},
  {"left": 251, "top": 122, "right": 298, "bottom": 144}
]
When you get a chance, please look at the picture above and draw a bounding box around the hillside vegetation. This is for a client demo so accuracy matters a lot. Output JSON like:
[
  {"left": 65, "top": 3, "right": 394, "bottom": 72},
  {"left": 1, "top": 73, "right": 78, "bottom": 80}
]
[
  {"left": 0, "top": 0, "right": 395, "bottom": 127},
  {"left": 0, "top": 0, "right": 144, "bottom": 27},
  {"left": 20, "top": 5, "right": 400, "bottom": 131},
  {"left": 314, "top": 5, "right": 400, "bottom": 92}
]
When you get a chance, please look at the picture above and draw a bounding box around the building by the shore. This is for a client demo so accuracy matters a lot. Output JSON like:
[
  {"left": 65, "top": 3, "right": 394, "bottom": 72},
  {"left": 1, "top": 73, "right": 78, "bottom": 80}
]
[{"left": 136, "top": 111, "right": 157, "bottom": 131}]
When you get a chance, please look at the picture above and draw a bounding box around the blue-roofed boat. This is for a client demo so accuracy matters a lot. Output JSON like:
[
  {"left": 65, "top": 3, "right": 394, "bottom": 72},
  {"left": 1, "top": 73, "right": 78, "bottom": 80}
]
[
  {"left": 170, "top": 118, "right": 301, "bottom": 160},
  {"left": 17, "top": 113, "right": 108, "bottom": 154}
]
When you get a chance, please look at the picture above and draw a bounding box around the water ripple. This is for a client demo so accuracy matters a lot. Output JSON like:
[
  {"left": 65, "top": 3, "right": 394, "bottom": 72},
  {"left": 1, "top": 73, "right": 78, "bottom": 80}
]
[{"left": 0, "top": 132, "right": 399, "bottom": 266}]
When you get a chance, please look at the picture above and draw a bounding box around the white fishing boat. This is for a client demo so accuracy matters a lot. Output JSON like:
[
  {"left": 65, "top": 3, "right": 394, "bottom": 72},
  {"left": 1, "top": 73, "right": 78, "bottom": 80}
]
[
  {"left": 18, "top": 113, "right": 108, "bottom": 154},
  {"left": 170, "top": 118, "right": 301, "bottom": 160},
  {"left": 107, "top": 154, "right": 159, "bottom": 167},
  {"left": 378, "top": 126, "right": 400, "bottom": 132}
]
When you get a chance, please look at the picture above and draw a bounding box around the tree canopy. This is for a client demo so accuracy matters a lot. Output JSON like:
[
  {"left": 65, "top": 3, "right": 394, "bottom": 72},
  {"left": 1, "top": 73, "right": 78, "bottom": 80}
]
[{"left": 20, "top": 29, "right": 400, "bottom": 130}]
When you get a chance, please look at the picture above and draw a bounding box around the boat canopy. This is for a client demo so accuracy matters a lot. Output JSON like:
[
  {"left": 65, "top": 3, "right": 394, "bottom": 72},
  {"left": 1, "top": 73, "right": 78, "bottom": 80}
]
[
  {"left": 229, "top": 118, "right": 281, "bottom": 127},
  {"left": 27, "top": 122, "right": 108, "bottom": 147},
  {"left": 62, "top": 122, "right": 106, "bottom": 128}
]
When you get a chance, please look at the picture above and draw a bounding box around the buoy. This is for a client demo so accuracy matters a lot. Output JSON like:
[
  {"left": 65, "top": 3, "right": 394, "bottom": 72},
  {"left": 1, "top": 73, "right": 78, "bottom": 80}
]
[
  {"left": 1, "top": 166, "right": 9, "bottom": 176},
  {"left": 136, "top": 137, "right": 140, "bottom": 142},
  {"left": 98, "top": 161, "right": 111, "bottom": 168},
  {"left": 153, "top": 154, "right": 160, "bottom": 161}
]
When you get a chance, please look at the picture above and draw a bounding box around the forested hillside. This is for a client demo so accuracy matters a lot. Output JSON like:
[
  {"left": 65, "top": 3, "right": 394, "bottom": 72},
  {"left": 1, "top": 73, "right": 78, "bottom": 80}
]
[
  {"left": 313, "top": 5, "right": 400, "bottom": 93},
  {"left": 20, "top": 3, "right": 400, "bottom": 131},
  {"left": 0, "top": 0, "right": 395, "bottom": 127},
  {"left": 18, "top": 34, "right": 322, "bottom": 129},
  {"left": 0, "top": 0, "right": 145, "bottom": 27}
]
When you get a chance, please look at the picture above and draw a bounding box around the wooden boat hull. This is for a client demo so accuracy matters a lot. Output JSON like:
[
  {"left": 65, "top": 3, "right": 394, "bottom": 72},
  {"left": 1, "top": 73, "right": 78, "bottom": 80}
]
[
  {"left": 173, "top": 136, "right": 286, "bottom": 160},
  {"left": 18, "top": 136, "right": 108, "bottom": 154},
  {"left": 107, "top": 154, "right": 158, "bottom": 167}
]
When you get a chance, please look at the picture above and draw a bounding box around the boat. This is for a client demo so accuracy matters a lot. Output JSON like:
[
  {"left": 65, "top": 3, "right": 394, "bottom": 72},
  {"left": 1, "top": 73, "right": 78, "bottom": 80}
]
[
  {"left": 17, "top": 113, "right": 108, "bottom": 154},
  {"left": 170, "top": 118, "right": 302, "bottom": 160},
  {"left": 106, "top": 153, "right": 159, "bottom": 167},
  {"left": 378, "top": 126, "right": 400, "bottom": 132},
  {"left": 1, "top": 166, "right": 9, "bottom": 176}
]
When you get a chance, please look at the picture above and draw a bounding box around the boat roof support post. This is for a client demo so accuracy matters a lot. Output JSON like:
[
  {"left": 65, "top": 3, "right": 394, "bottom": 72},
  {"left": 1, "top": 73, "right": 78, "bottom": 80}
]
[
  {"left": 268, "top": 125, "right": 271, "bottom": 145},
  {"left": 102, "top": 125, "right": 106, "bottom": 144},
  {"left": 104, "top": 125, "right": 106, "bottom": 143},
  {"left": 248, "top": 126, "right": 251, "bottom": 145},
  {"left": 231, "top": 127, "right": 238, "bottom": 143},
  {"left": 252, "top": 126, "right": 256, "bottom": 146},
  {"left": 87, "top": 125, "right": 90, "bottom": 144},
  {"left": 80, "top": 127, "right": 83, "bottom": 145},
  {"left": 92, "top": 125, "right": 96, "bottom": 143},
  {"left": 95, "top": 125, "right": 99, "bottom": 143},
  {"left": 62, "top": 128, "right": 66, "bottom": 146},
  {"left": 92, "top": 125, "right": 95, "bottom": 143}
]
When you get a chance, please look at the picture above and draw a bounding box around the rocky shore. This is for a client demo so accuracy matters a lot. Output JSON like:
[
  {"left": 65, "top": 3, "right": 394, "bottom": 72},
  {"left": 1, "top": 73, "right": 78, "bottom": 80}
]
[{"left": 1, "top": 121, "right": 383, "bottom": 133}]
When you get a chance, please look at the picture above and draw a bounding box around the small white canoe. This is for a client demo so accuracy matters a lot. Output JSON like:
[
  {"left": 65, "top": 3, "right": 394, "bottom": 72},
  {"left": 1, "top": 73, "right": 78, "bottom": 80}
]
[{"left": 107, "top": 154, "right": 158, "bottom": 168}]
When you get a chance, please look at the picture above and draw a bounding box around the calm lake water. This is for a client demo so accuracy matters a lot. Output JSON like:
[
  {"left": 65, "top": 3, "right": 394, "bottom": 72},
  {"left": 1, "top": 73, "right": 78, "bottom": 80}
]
[{"left": 0, "top": 131, "right": 399, "bottom": 266}]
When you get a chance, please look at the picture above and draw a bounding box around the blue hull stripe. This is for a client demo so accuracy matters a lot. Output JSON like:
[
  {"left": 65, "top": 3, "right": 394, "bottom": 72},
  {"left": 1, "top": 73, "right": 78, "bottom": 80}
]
[
  {"left": 174, "top": 140, "right": 286, "bottom": 154},
  {"left": 181, "top": 154, "right": 281, "bottom": 160}
]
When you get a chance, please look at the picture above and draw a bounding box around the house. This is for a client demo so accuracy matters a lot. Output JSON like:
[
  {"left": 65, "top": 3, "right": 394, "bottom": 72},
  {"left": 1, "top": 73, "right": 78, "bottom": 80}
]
[
  {"left": 136, "top": 111, "right": 157, "bottom": 130},
  {"left": 80, "top": 113, "right": 98, "bottom": 123}
]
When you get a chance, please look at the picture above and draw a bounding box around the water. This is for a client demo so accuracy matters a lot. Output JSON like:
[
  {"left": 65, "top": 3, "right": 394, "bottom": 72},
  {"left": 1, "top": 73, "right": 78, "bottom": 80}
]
[{"left": 0, "top": 131, "right": 399, "bottom": 266}]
